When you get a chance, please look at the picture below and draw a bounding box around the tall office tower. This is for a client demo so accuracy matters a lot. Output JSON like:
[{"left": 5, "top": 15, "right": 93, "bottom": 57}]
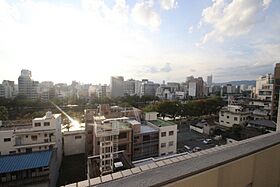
[
  {"left": 272, "top": 63, "right": 280, "bottom": 122},
  {"left": 207, "top": 75, "right": 213, "bottom": 86},
  {"left": 110, "top": 76, "right": 124, "bottom": 98},
  {"left": 124, "top": 79, "right": 136, "bottom": 96},
  {"left": 18, "top": 69, "right": 39, "bottom": 100}
]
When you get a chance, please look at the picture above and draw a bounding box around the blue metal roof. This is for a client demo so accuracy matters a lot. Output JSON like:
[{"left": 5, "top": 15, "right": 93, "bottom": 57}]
[{"left": 0, "top": 150, "right": 53, "bottom": 174}]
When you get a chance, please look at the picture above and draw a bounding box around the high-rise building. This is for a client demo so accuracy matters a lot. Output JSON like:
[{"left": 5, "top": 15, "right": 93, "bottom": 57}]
[
  {"left": 124, "top": 79, "right": 136, "bottom": 96},
  {"left": 140, "top": 80, "right": 160, "bottom": 97},
  {"left": 207, "top": 75, "right": 213, "bottom": 86},
  {"left": 18, "top": 69, "right": 39, "bottom": 100},
  {"left": 110, "top": 76, "right": 124, "bottom": 98},
  {"left": 272, "top": 63, "right": 280, "bottom": 122},
  {"left": 188, "top": 77, "right": 204, "bottom": 97},
  {"left": 255, "top": 74, "right": 273, "bottom": 101}
]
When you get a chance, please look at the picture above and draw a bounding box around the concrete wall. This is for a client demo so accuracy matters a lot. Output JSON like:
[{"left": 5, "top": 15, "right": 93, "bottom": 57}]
[
  {"left": 165, "top": 144, "right": 280, "bottom": 187},
  {"left": 63, "top": 131, "right": 85, "bottom": 156},
  {"left": 0, "top": 130, "right": 15, "bottom": 155},
  {"left": 158, "top": 125, "right": 177, "bottom": 156}
]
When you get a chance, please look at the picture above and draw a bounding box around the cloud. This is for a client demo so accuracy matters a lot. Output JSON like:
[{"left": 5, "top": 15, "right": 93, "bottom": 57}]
[
  {"left": 198, "top": 0, "right": 272, "bottom": 45},
  {"left": 159, "top": 0, "right": 178, "bottom": 10},
  {"left": 188, "top": 26, "right": 193, "bottom": 33},
  {"left": 131, "top": 1, "right": 161, "bottom": 30},
  {"left": 160, "top": 63, "right": 172, "bottom": 72},
  {"left": 145, "top": 63, "right": 172, "bottom": 74}
]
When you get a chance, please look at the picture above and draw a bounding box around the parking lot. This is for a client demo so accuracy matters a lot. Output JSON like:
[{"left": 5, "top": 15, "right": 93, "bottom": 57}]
[{"left": 176, "top": 122, "right": 219, "bottom": 153}]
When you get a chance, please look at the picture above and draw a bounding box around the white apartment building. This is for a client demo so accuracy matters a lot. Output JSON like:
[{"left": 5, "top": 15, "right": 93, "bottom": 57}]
[
  {"left": 0, "top": 112, "right": 62, "bottom": 161},
  {"left": 255, "top": 74, "right": 273, "bottom": 99},
  {"left": 146, "top": 113, "right": 177, "bottom": 156},
  {"left": 219, "top": 105, "right": 250, "bottom": 128}
]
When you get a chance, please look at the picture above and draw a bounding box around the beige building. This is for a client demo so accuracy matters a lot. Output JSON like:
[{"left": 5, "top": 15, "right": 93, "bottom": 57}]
[
  {"left": 146, "top": 112, "right": 177, "bottom": 156},
  {"left": 219, "top": 105, "right": 250, "bottom": 128}
]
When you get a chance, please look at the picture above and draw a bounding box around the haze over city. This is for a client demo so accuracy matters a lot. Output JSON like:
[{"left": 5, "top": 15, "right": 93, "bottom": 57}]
[{"left": 1, "top": 0, "right": 279, "bottom": 84}]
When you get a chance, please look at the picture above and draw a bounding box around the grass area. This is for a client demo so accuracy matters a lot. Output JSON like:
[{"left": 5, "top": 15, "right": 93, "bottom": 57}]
[{"left": 58, "top": 154, "right": 86, "bottom": 186}]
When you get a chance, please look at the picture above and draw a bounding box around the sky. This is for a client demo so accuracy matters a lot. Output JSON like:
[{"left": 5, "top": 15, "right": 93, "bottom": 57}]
[{"left": 0, "top": 0, "right": 279, "bottom": 85}]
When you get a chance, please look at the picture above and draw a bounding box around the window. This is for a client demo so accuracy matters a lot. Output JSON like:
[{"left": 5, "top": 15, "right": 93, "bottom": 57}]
[
  {"left": 119, "top": 132, "right": 127, "bottom": 139},
  {"left": 26, "top": 148, "right": 32, "bottom": 153},
  {"left": 4, "top": 138, "right": 11, "bottom": 142},
  {"left": 234, "top": 117, "right": 238, "bottom": 121},
  {"left": 169, "top": 131, "right": 174, "bottom": 136},
  {"left": 143, "top": 135, "right": 150, "bottom": 141},
  {"left": 75, "top": 135, "right": 82, "bottom": 139},
  {"left": 35, "top": 123, "right": 41, "bottom": 127},
  {"left": 44, "top": 122, "right": 50, "bottom": 126},
  {"left": 168, "top": 141, "right": 174, "bottom": 146},
  {"left": 119, "top": 145, "right": 127, "bottom": 151},
  {"left": 9, "top": 151, "right": 16, "bottom": 154},
  {"left": 44, "top": 134, "right": 48, "bottom": 137},
  {"left": 31, "top": 135, "right": 37, "bottom": 141},
  {"left": 227, "top": 116, "right": 229, "bottom": 119},
  {"left": 161, "top": 143, "right": 166, "bottom": 148},
  {"left": 161, "top": 132, "right": 166, "bottom": 137},
  {"left": 221, "top": 120, "right": 224, "bottom": 123},
  {"left": 26, "top": 135, "right": 28, "bottom": 138}
]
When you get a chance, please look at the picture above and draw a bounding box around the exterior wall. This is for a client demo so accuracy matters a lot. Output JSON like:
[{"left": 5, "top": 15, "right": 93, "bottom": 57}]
[
  {"left": 132, "top": 131, "right": 159, "bottom": 161},
  {"left": 190, "top": 125, "right": 203, "bottom": 134},
  {"left": 0, "top": 130, "right": 15, "bottom": 155},
  {"left": 219, "top": 111, "right": 249, "bottom": 127},
  {"left": 188, "top": 82, "right": 196, "bottom": 97},
  {"left": 63, "top": 131, "right": 86, "bottom": 156},
  {"left": 110, "top": 76, "right": 124, "bottom": 98},
  {"left": 165, "top": 144, "right": 280, "bottom": 187},
  {"left": 158, "top": 125, "right": 177, "bottom": 156}
]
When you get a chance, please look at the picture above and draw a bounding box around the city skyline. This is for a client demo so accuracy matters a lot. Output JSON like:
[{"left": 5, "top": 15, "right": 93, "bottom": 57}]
[{"left": 0, "top": 0, "right": 279, "bottom": 84}]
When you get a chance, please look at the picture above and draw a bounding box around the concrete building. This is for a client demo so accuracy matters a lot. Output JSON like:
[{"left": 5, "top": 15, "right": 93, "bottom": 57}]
[
  {"left": 0, "top": 80, "right": 16, "bottom": 99},
  {"left": 255, "top": 74, "right": 273, "bottom": 99},
  {"left": 110, "top": 76, "right": 124, "bottom": 98},
  {"left": 0, "top": 112, "right": 62, "bottom": 186},
  {"left": 0, "top": 150, "right": 58, "bottom": 186},
  {"left": 130, "top": 120, "right": 159, "bottom": 161},
  {"left": 219, "top": 105, "right": 250, "bottom": 128},
  {"left": 39, "top": 81, "right": 55, "bottom": 101},
  {"left": 188, "top": 77, "right": 204, "bottom": 97},
  {"left": 207, "top": 75, "right": 213, "bottom": 86},
  {"left": 62, "top": 123, "right": 86, "bottom": 156},
  {"left": 272, "top": 63, "right": 280, "bottom": 122},
  {"left": 140, "top": 80, "right": 160, "bottom": 97},
  {"left": 18, "top": 69, "right": 39, "bottom": 100},
  {"left": 146, "top": 113, "right": 177, "bottom": 156},
  {"left": 124, "top": 79, "right": 136, "bottom": 96}
]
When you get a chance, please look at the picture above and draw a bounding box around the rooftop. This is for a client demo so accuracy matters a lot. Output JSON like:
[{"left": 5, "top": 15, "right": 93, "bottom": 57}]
[
  {"left": 148, "top": 119, "right": 176, "bottom": 127},
  {"left": 140, "top": 125, "right": 158, "bottom": 134},
  {"left": 0, "top": 150, "right": 52, "bottom": 174}
]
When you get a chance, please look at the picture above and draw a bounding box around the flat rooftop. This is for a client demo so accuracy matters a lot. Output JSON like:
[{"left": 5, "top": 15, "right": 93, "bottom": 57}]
[
  {"left": 148, "top": 119, "right": 176, "bottom": 127},
  {"left": 140, "top": 125, "right": 158, "bottom": 134}
]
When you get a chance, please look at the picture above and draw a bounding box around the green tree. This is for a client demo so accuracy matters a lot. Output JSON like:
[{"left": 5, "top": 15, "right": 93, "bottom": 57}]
[{"left": 0, "top": 106, "right": 9, "bottom": 120}]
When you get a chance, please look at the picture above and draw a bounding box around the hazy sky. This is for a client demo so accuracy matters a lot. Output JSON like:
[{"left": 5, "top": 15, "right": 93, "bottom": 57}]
[{"left": 0, "top": 0, "right": 279, "bottom": 85}]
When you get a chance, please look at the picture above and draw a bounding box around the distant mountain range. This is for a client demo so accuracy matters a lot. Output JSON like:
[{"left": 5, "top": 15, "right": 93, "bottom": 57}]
[{"left": 215, "top": 80, "right": 256, "bottom": 86}]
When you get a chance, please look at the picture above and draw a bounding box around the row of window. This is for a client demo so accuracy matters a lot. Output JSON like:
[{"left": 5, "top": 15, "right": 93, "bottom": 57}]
[
  {"left": 161, "top": 141, "right": 174, "bottom": 148},
  {"left": 34, "top": 122, "right": 50, "bottom": 127},
  {"left": 161, "top": 131, "right": 174, "bottom": 137}
]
